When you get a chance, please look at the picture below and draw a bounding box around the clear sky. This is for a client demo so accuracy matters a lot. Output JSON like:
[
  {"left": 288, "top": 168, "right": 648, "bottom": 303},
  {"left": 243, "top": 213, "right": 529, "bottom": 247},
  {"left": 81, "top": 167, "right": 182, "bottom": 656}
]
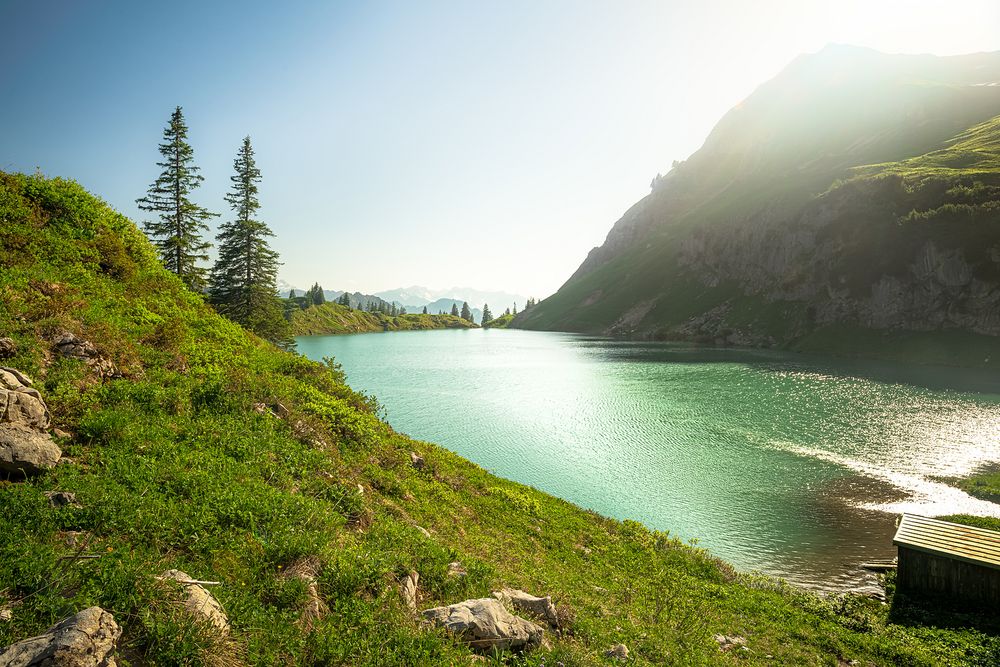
[{"left": 2, "top": 1, "right": 999, "bottom": 297}]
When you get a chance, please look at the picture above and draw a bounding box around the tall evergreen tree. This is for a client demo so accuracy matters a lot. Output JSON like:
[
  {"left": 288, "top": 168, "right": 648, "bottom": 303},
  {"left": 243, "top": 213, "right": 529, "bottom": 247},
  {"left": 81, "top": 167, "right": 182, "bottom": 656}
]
[
  {"left": 450, "top": 303, "right": 460, "bottom": 317},
  {"left": 209, "top": 137, "right": 290, "bottom": 346},
  {"left": 481, "top": 303, "right": 493, "bottom": 326},
  {"left": 422, "top": 306, "right": 428, "bottom": 315},
  {"left": 288, "top": 289, "right": 297, "bottom": 299},
  {"left": 137, "top": 106, "right": 218, "bottom": 291},
  {"left": 460, "top": 301, "right": 472, "bottom": 322},
  {"left": 306, "top": 283, "right": 325, "bottom": 305}
]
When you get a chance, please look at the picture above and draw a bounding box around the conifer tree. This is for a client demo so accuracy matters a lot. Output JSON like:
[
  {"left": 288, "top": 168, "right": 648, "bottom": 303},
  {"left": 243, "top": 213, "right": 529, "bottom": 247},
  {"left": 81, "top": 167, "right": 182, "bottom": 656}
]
[
  {"left": 513, "top": 302, "right": 518, "bottom": 315},
  {"left": 450, "top": 303, "right": 460, "bottom": 317},
  {"left": 306, "top": 283, "right": 325, "bottom": 305},
  {"left": 460, "top": 301, "right": 472, "bottom": 322},
  {"left": 209, "top": 136, "right": 290, "bottom": 346},
  {"left": 481, "top": 303, "right": 493, "bottom": 327},
  {"left": 422, "top": 306, "right": 428, "bottom": 314},
  {"left": 137, "top": 106, "right": 217, "bottom": 291},
  {"left": 288, "top": 289, "right": 297, "bottom": 299}
]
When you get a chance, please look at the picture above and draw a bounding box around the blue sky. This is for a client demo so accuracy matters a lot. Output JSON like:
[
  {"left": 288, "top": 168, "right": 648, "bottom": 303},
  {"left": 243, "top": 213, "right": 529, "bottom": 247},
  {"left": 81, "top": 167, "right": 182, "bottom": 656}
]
[{"left": 3, "top": 1, "right": 999, "bottom": 297}]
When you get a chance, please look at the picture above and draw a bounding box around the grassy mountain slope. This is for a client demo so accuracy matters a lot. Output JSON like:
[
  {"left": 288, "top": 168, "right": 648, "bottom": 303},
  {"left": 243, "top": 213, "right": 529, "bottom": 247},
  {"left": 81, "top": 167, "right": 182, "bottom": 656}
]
[
  {"left": 517, "top": 47, "right": 1000, "bottom": 366},
  {"left": 290, "top": 302, "right": 476, "bottom": 336},
  {"left": 1, "top": 172, "right": 998, "bottom": 665}
]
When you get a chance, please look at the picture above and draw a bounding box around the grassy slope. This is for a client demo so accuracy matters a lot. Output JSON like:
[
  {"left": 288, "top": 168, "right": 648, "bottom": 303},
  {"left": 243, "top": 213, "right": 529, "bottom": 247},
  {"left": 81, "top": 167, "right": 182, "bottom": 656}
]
[
  {"left": 290, "top": 302, "right": 476, "bottom": 336},
  {"left": 1, "top": 172, "right": 998, "bottom": 665}
]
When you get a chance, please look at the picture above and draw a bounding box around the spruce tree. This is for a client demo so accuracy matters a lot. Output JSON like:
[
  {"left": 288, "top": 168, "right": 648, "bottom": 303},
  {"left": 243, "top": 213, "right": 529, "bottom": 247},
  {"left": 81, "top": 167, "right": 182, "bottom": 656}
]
[
  {"left": 460, "top": 301, "right": 472, "bottom": 321},
  {"left": 137, "top": 106, "right": 217, "bottom": 291},
  {"left": 513, "top": 302, "right": 518, "bottom": 315},
  {"left": 422, "top": 306, "right": 428, "bottom": 315},
  {"left": 209, "top": 136, "right": 290, "bottom": 346},
  {"left": 450, "top": 303, "right": 460, "bottom": 317},
  {"left": 481, "top": 303, "right": 493, "bottom": 326},
  {"left": 288, "top": 289, "right": 297, "bottom": 299}
]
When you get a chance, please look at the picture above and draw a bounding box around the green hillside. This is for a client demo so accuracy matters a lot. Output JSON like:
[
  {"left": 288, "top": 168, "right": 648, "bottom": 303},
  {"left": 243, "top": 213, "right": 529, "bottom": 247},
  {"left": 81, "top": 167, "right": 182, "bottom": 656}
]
[
  {"left": 290, "top": 302, "right": 476, "bottom": 336},
  {"left": 516, "top": 48, "right": 1000, "bottom": 367},
  {"left": 1, "top": 171, "right": 998, "bottom": 664}
]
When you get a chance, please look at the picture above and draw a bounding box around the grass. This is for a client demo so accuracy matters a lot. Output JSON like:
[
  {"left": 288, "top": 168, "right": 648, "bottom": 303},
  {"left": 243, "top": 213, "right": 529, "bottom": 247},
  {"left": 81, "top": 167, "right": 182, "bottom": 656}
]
[
  {"left": 1, "top": 171, "right": 999, "bottom": 665},
  {"left": 942, "top": 466, "right": 1000, "bottom": 504},
  {"left": 290, "top": 302, "right": 476, "bottom": 336}
]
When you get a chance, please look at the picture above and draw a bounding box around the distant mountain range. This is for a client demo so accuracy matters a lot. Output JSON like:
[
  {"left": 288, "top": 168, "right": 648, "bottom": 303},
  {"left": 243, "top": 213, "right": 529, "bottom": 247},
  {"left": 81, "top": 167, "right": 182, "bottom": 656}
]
[{"left": 278, "top": 282, "right": 528, "bottom": 323}]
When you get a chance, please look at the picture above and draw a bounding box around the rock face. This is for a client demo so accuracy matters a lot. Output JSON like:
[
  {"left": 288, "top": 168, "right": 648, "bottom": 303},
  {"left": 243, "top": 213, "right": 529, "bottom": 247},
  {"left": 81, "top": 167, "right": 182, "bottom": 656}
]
[
  {"left": 422, "top": 598, "right": 544, "bottom": 652},
  {"left": 158, "top": 570, "right": 229, "bottom": 634},
  {"left": 492, "top": 588, "right": 558, "bottom": 627},
  {"left": 400, "top": 571, "right": 419, "bottom": 611},
  {"left": 0, "top": 606, "right": 121, "bottom": 666},
  {"left": 53, "top": 332, "right": 119, "bottom": 379},
  {"left": 0, "top": 425, "right": 61, "bottom": 476},
  {"left": 0, "top": 368, "right": 61, "bottom": 476},
  {"left": 1, "top": 367, "right": 50, "bottom": 430}
]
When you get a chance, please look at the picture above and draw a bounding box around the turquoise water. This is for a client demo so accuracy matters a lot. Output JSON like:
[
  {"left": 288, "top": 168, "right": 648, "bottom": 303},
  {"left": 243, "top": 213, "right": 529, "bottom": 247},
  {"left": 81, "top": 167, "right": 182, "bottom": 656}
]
[{"left": 296, "top": 329, "right": 1000, "bottom": 590}]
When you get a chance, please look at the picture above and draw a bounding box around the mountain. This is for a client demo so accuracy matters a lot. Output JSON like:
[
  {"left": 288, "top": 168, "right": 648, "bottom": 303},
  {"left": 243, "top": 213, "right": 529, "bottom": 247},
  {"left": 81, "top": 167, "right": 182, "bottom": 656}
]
[
  {"left": 376, "top": 286, "right": 530, "bottom": 314},
  {"left": 516, "top": 46, "right": 1000, "bottom": 367},
  {"left": 373, "top": 285, "right": 438, "bottom": 307},
  {"left": 422, "top": 298, "right": 482, "bottom": 323}
]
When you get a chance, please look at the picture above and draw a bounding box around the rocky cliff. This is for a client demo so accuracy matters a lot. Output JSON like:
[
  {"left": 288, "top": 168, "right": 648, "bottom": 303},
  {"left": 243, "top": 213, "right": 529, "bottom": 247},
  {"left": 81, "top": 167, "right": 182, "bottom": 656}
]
[{"left": 517, "top": 46, "right": 1000, "bottom": 365}]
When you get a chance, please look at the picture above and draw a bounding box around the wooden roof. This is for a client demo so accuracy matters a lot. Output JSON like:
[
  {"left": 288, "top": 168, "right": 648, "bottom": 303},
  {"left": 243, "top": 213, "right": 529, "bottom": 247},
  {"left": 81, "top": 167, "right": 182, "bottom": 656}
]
[{"left": 893, "top": 514, "right": 1000, "bottom": 571}]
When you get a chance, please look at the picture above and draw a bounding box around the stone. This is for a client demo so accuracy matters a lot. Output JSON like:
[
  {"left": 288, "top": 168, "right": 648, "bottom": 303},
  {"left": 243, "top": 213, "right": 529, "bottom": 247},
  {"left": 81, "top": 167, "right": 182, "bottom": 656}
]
[
  {"left": 46, "top": 491, "right": 82, "bottom": 508},
  {"left": 0, "top": 607, "right": 11, "bottom": 623},
  {"left": 714, "top": 634, "right": 747, "bottom": 652},
  {"left": 409, "top": 451, "right": 425, "bottom": 469},
  {"left": 400, "top": 570, "right": 419, "bottom": 611},
  {"left": 52, "top": 333, "right": 119, "bottom": 379},
  {"left": 0, "top": 606, "right": 120, "bottom": 666},
  {"left": 421, "top": 598, "right": 544, "bottom": 652},
  {"left": 0, "top": 424, "right": 62, "bottom": 476},
  {"left": 492, "top": 588, "right": 558, "bottom": 627},
  {"left": 416, "top": 525, "right": 431, "bottom": 538},
  {"left": 158, "top": 569, "right": 229, "bottom": 634},
  {"left": 52, "top": 428, "right": 72, "bottom": 440},
  {"left": 1, "top": 367, "right": 50, "bottom": 430},
  {"left": 0, "top": 338, "right": 16, "bottom": 359},
  {"left": 605, "top": 643, "right": 629, "bottom": 661},
  {"left": 447, "top": 561, "right": 467, "bottom": 578}
]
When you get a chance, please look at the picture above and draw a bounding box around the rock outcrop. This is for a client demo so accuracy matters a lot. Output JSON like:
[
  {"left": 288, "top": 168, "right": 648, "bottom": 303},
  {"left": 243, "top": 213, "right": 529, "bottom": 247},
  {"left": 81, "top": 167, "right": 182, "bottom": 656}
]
[
  {"left": 492, "top": 588, "right": 558, "bottom": 627},
  {"left": 0, "top": 369, "right": 61, "bottom": 476},
  {"left": 53, "top": 332, "right": 119, "bottom": 379},
  {"left": 0, "top": 338, "right": 16, "bottom": 359},
  {"left": 0, "top": 606, "right": 120, "bottom": 666},
  {"left": 400, "top": 571, "right": 419, "bottom": 611},
  {"left": 158, "top": 569, "right": 229, "bottom": 634},
  {"left": 421, "top": 598, "right": 544, "bottom": 652}
]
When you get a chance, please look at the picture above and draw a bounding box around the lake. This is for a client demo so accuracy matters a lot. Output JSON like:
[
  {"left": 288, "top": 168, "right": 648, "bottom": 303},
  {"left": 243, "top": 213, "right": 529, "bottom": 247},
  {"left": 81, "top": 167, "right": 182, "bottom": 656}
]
[{"left": 295, "top": 328, "right": 1000, "bottom": 591}]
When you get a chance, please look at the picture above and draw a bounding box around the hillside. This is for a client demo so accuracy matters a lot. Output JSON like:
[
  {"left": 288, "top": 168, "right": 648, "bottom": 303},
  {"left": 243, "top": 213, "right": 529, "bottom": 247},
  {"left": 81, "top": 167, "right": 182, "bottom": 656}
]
[
  {"left": 290, "top": 302, "right": 476, "bottom": 336},
  {"left": 516, "top": 46, "right": 1000, "bottom": 367},
  {"left": 2, "top": 172, "right": 998, "bottom": 664}
]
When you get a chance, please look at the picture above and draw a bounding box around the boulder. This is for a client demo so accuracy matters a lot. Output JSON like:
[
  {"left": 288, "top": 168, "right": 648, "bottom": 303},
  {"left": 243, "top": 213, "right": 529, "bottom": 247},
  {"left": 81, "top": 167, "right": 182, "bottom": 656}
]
[
  {"left": 493, "top": 588, "right": 558, "bottom": 627},
  {"left": 0, "top": 338, "right": 16, "bottom": 359},
  {"left": 1, "top": 367, "right": 50, "bottom": 430},
  {"left": 46, "top": 491, "right": 82, "bottom": 508},
  {"left": 52, "top": 333, "right": 119, "bottom": 379},
  {"left": 409, "top": 451, "right": 425, "bottom": 469},
  {"left": 0, "top": 424, "right": 61, "bottom": 476},
  {"left": 714, "top": 634, "right": 747, "bottom": 652},
  {"left": 447, "top": 561, "right": 467, "bottom": 578},
  {"left": 400, "top": 571, "right": 419, "bottom": 610},
  {"left": 0, "top": 606, "right": 120, "bottom": 666},
  {"left": 422, "top": 598, "right": 544, "bottom": 652},
  {"left": 158, "top": 570, "right": 229, "bottom": 634},
  {"left": 605, "top": 643, "right": 629, "bottom": 661}
]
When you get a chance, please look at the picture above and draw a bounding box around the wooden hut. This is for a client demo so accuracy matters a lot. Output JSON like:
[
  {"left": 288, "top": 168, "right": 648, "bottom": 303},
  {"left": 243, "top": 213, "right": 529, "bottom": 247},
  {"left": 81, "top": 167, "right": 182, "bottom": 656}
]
[{"left": 892, "top": 514, "right": 1000, "bottom": 607}]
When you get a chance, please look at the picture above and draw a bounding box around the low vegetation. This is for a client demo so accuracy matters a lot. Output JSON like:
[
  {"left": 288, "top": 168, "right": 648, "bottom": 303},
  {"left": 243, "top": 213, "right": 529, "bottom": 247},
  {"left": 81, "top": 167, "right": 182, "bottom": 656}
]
[
  {"left": 289, "top": 302, "right": 477, "bottom": 336},
  {"left": 2, "top": 171, "right": 999, "bottom": 665}
]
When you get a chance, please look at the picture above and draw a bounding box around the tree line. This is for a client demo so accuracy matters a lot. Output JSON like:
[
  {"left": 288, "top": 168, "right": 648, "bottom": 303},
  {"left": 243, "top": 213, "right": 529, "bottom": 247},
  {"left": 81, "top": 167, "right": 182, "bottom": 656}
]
[{"left": 137, "top": 106, "right": 290, "bottom": 347}]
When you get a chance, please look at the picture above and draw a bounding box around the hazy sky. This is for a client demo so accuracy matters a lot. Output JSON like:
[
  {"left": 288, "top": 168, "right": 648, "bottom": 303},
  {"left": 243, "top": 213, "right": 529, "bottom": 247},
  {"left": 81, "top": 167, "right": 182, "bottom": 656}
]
[{"left": 3, "top": 1, "right": 999, "bottom": 297}]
